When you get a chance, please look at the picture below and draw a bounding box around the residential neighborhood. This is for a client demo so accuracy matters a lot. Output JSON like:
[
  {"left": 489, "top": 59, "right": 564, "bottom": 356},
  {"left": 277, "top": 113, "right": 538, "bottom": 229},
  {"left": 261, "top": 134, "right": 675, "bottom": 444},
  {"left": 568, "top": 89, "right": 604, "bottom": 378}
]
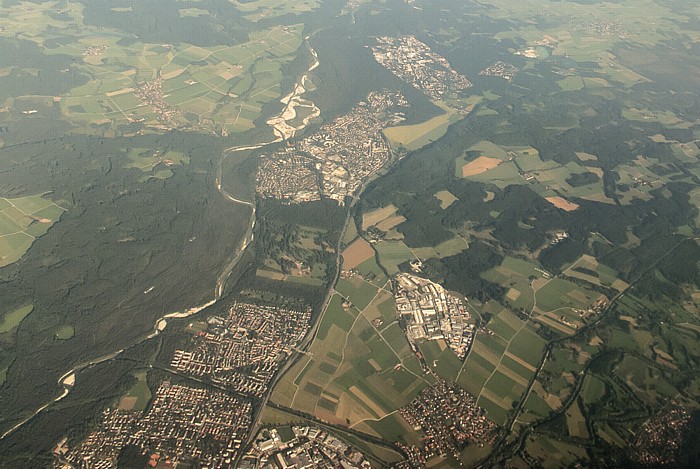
[
  {"left": 399, "top": 381, "right": 499, "bottom": 466},
  {"left": 60, "top": 382, "right": 252, "bottom": 468},
  {"left": 171, "top": 302, "right": 312, "bottom": 397}
]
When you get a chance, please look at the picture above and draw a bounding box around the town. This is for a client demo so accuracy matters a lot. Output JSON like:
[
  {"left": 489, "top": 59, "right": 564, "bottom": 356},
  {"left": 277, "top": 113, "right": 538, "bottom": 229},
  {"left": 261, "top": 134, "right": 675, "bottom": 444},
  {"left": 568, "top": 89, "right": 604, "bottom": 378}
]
[
  {"left": 256, "top": 91, "right": 408, "bottom": 204},
  {"left": 398, "top": 381, "right": 499, "bottom": 465},
  {"left": 171, "top": 302, "right": 312, "bottom": 397},
  {"left": 394, "top": 273, "right": 475, "bottom": 360},
  {"left": 371, "top": 36, "right": 472, "bottom": 101},
  {"left": 242, "top": 425, "right": 371, "bottom": 468},
  {"left": 59, "top": 382, "right": 252, "bottom": 468}
]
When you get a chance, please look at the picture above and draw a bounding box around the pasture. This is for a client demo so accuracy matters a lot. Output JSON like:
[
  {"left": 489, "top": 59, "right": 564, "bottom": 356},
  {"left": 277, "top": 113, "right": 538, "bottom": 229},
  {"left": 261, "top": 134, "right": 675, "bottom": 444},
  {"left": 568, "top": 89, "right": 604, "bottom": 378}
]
[
  {"left": 383, "top": 101, "right": 460, "bottom": 151},
  {"left": 0, "top": 305, "right": 34, "bottom": 334},
  {"left": 0, "top": 195, "right": 66, "bottom": 267},
  {"left": 118, "top": 370, "right": 152, "bottom": 412}
]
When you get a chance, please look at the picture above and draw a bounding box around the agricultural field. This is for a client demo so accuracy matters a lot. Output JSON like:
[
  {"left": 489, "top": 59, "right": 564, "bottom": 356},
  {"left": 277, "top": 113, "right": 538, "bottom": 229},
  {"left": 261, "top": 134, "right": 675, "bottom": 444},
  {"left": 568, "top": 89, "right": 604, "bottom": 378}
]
[
  {"left": 455, "top": 141, "right": 611, "bottom": 208},
  {"left": 341, "top": 237, "right": 375, "bottom": 270},
  {"left": 434, "top": 190, "right": 459, "bottom": 209},
  {"left": 227, "top": 0, "right": 321, "bottom": 22},
  {"left": 54, "top": 325, "right": 75, "bottom": 341},
  {"left": 373, "top": 240, "right": 415, "bottom": 274},
  {"left": 271, "top": 289, "right": 432, "bottom": 436},
  {"left": 612, "top": 155, "right": 687, "bottom": 205},
  {"left": 457, "top": 317, "right": 545, "bottom": 425},
  {"left": 0, "top": 195, "right": 66, "bottom": 267},
  {"left": 362, "top": 205, "right": 400, "bottom": 231},
  {"left": 0, "top": 2, "right": 306, "bottom": 136},
  {"left": 562, "top": 254, "right": 629, "bottom": 292},
  {"left": 60, "top": 24, "right": 304, "bottom": 134}
]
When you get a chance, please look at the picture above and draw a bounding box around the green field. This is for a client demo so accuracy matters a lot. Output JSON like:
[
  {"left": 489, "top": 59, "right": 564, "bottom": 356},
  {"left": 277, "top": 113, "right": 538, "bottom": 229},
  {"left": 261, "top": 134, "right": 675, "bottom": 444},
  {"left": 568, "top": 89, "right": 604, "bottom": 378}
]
[
  {"left": 119, "top": 370, "right": 152, "bottom": 412},
  {"left": 228, "top": 0, "right": 321, "bottom": 22},
  {"left": 0, "top": 195, "right": 66, "bottom": 267},
  {"left": 535, "top": 278, "right": 600, "bottom": 313},
  {"left": 374, "top": 240, "right": 415, "bottom": 274},
  {"left": 55, "top": 325, "right": 75, "bottom": 340},
  {"left": 384, "top": 101, "right": 461, "bottom": 151},
  {"left": 336, "top": 277, "right": 380, "bottom": 311},
  {"left": 419, "top": 340, "right": 463, "bottom": 381},
  {"left": 0, "top": 305, "right": 34, "bottom": 334}
]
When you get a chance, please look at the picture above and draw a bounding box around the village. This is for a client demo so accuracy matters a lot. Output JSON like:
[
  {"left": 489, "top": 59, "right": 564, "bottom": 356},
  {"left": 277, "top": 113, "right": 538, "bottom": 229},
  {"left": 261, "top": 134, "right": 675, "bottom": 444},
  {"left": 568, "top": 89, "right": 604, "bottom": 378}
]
[
  {"left": 393, "top": 273, "right": 476, "bottom": 360},
  {"left": 479, "top": 61, "right": 519, "bottom": 81},
  {"left": 398, "top": 381, "right": 499, "bottom": 466},
  {"left": 170, "top": 302, "right": 312, "bottom": 397},
  {"left": 256, "top": 91, "right": 408, "bottom": 204}
]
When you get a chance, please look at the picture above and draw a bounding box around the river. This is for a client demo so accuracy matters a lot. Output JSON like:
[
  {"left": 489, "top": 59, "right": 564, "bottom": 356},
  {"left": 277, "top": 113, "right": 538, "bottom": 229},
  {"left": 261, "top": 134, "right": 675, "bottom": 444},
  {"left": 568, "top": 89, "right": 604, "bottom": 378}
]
[{"left": 0, "top": 41, "right": 321, "bottom": 443}]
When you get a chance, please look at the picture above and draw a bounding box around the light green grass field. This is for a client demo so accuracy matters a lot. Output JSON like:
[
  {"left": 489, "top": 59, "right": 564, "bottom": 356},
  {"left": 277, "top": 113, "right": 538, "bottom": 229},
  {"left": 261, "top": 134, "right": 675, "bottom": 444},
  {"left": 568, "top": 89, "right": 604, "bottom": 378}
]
[{"left": 0, "top": 195, "right": 66, "bottom": 267}]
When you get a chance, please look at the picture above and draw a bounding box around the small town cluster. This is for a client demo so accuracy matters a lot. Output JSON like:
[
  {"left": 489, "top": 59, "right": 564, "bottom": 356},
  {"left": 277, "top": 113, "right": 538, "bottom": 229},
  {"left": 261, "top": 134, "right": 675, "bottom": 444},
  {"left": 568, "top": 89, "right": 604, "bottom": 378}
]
[
  {"left": 256, "top": 91, "right": 408, "bottom": 204},
  {"left": 393, "top": 273, "right": 475, "bottom": 360},
  {"left": 629, "top": 406, "right": 692, "bottom": 466},
  {"left": 242, "top": 425, "right": 371, "bottom": 468},
  {"left": 398, "top": 381, "right": 499, "bottom": 465},
  {"left": 479, "top": 61, "right": 519, "bottom": 81},
  {"left": 371, "top": 36, "right": 472, "bottom": 100},
  {"left": 60, "top": 382, "right": 252, "bottom": 468},
  {"left": 133, "top": 78, "right": 180, "bottom": 128},
  {"left": 171, "top": 302, "right": 312, "bottom": 397}
]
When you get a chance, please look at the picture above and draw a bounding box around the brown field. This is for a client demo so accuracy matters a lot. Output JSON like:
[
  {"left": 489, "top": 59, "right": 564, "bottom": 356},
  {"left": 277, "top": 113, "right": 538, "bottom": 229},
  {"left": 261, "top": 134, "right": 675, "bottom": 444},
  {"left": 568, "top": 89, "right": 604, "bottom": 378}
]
[
  {"left": 546, "top": 196, "right": 580, "bottom": 211},
  {"left": 375, "top": 215, "right": 407, "bottom": 232},
  {"left": 575, "top": 151, "right": 598, "bottom": 161},
  {"left": 480, "top": 388, "right": 512, "bottom": 410},
  {"left": 105, "top": 87, "right": 135, "bottom": 97},
  {"left": 362, "top": 205, "right": 398, "bottom": 230},
  {"left": 506, "top": 288, "right": 521, "bottom": 301},
  {"left": 649, "top": 134, "right": 674, "bottom": 143},
  {"left": 161, "top": 68, "right": 185, "bottom": 80},
  {"left": 585, "top": 166, "right": 604, "bottom": 177},
  {"left": 504, "top": 352, "right": 537, "bottom": 372},
  {"left": 496, "top": 364, "right": 529, "bottom": 387},
  {"left": 118, "top": 396, "right": 137, "bottom": 410},
  {"left": 534, "top": 314, "right": 576, "bottom": 335},
  {"left": 461, "top": 156, "right": 502, "bottom": 177},
  {"left": 256, "top": 269, "right": 285, "bottom": 280},
  {"left": 342, "top": 238, "right": 375, "bottom": 270},
  {"left": 434, "top": 190, "right": 459, "bottom": 209}
]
